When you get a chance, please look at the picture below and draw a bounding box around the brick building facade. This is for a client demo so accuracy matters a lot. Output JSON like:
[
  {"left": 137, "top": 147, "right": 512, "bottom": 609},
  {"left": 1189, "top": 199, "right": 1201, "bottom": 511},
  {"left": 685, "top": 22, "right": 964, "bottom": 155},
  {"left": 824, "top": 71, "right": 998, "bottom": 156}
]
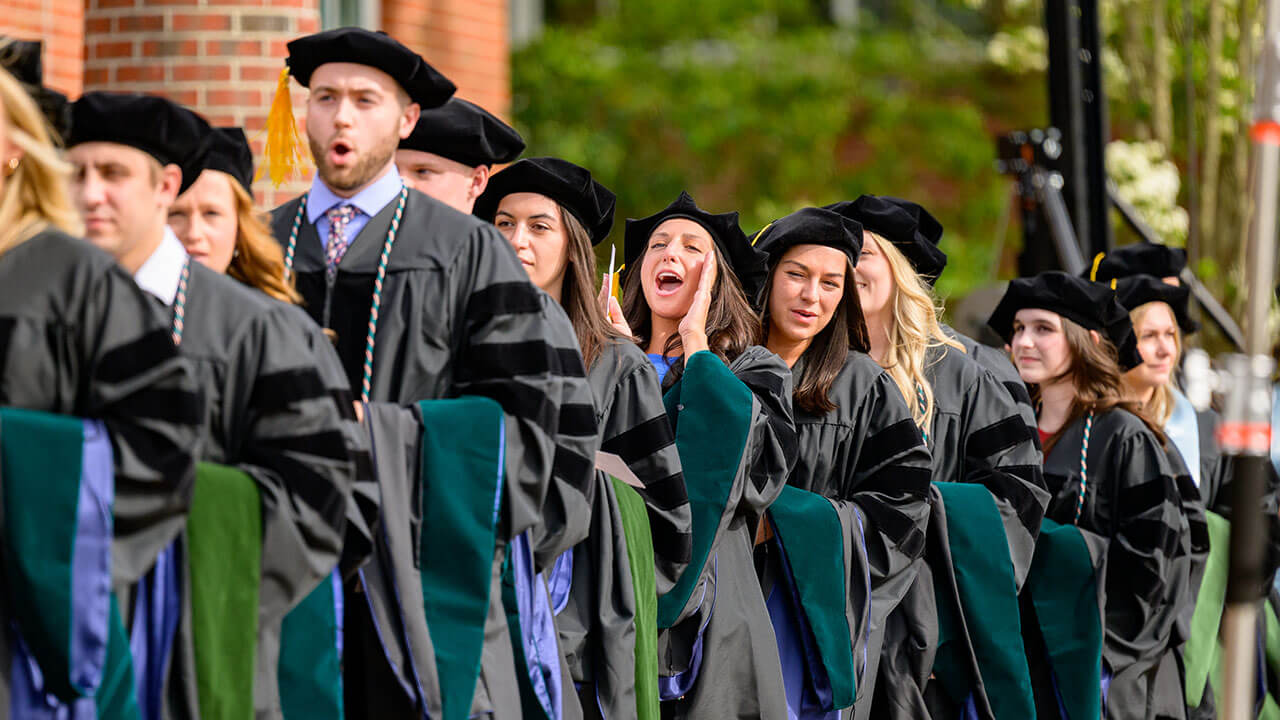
[{"left": 2, "top": 0, "right": 510, "bottom": 206}]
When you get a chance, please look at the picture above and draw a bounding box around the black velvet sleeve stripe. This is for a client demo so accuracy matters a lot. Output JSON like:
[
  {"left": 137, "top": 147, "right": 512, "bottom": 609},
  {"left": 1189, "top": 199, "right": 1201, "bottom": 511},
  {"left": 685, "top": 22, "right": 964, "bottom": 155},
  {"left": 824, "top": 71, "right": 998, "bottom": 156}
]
[
  {"left": 974, "top": 468, "right": 1045, "bottom": 532},
  {"left": 1002, "top": 380, "right": 1033, "bottom": 408},
  {"left": 462, "top": 380, "right": 558, "bottom": 431},
  {"left": 257, "top": 430, "right": 351, "bottom": 462},
  {"left": 465, "top": 281, "right": 544, "bottom": 327},
  {"left": 119, "top": 386, "right": 205, "bottom": 425},
  {"left": 329, "top": 388, "right": 357, "bottom": 420},
  {"left": 859, "top": 500, "right": 926, "bottom": 557},
  {"left": 97, "top": 328, "right": 176, "bottom": 384},
  {"left": 460, "top": 340, "right": 588, "bottom": 382},
  {"left": 601, "top": 415, "right": 677, "bottom": 465},
  {"left": 857, "top": 418, "right": 926, "bottom": 473},
  {"left": 1118, "top": 478, "right": 1175, "bottom": 517},
  {"left": 651, "top": 526, "right": 694, "bottom": 565},
  {"left": 966, "top": 415, "right": 1034, "bottom": 460},
  {"left": 1107, "top": 552, "right": 1164, "bottom": 599},
  {"left": 249, "top": 367, "right": 330, "bottom": 412},
  {"left": 557, "top": 403, "right": 598, "bottom": 438},
  {"left": 244, "top": 451, "right": 346, "bottom": 529},
  {"left": 110, "top": 424, "right": 197, "bottom": 488},
  {"left": 634, "top": 472, "right": 689, "bottom": 511},
  {"left": 1003, "top": 464, "right": 1046, "bottom": 488},
  {"left": 862, "top": 465, "right": 933, "bottom": 499},
  {"left": 1122, "top": 517, "right": 1181, "bottom": 556},
  {"left": 551, "top": 445, "right": 593, "bottom": 488},
  {"left": 734, "top": 367, "right": 787, "bottom": 399}
]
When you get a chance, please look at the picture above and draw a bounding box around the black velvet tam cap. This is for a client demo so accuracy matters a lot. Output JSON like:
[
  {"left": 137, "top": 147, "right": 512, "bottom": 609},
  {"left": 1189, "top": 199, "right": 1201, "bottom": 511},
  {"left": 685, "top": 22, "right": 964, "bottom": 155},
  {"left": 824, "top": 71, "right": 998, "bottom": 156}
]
[
  {"left": 68, "top": 92, "right": 213, "bottom": 194},
  {"left": 1114, "top": 274, "right": 1199, "bottom": 335},
  {"left": 1090, "top": 242, "right": 1187, "bottom": 283},
  {"left": 826, "top": 194, "right": 948, "bottom": 284},
  {"left": 286, "top": 27, "right": 455, "bottom": 109},
  {"left": 202, "top": 127, "right": 254, "bottom": 194},
  {"left": 988, "top": 271, "right": 1142, "bottom": 369},
  {"left": 474, "top": 157, "right": 615, "bottom": 245},
  {"left": 749, "top": 207, "right": 863, "bottom": 305},
  {"left": 400, "top": 98, "right": 524, "bottom": 168},
  {"left": 623, "top": 191, "right": 766, "bottom": 292},
  {"left": 754, "top": 206, "right": 864, "bottom": 266}
]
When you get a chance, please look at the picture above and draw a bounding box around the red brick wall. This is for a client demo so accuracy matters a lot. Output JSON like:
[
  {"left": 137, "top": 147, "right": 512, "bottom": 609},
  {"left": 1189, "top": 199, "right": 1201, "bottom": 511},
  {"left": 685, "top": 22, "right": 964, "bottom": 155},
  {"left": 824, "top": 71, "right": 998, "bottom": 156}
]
[
  {"left": 383, "top": 0, "right": 511, "bottom": 120},
  {"left": 83, "top": 0, "right": 321, "bottom": 207},
  {"left": 9, "top": 1, "right": 509, "bottom": 207},
  {"left": 0, "top": 0, "right": 84, "bottom": 97}
]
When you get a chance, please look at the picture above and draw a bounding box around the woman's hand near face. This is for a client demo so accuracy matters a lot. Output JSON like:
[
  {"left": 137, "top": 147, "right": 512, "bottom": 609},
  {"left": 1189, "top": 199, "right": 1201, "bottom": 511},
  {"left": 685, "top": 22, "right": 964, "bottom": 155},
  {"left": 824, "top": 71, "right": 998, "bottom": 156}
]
[
  {"left": 678, "top": 249, "right": 717, "bottom": 356},
  {"left": 598, "top": 273, "right": 633, "bottom": 338}
]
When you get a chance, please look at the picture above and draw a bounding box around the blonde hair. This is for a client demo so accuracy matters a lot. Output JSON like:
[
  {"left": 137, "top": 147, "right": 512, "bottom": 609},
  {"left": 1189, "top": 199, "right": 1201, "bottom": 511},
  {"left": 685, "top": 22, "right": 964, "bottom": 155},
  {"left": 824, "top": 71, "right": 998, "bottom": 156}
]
[
  {"left": 220, "top": 172, "right": 301, "bottom": 304},
  {"left": 871, "top": 231, "right": 963, "bottom": 432},
  {"left": 0, "top": 63, "right": 79, "bottom": 257},
  {"left": 1123, "top": 301, "right": 1182, "bottom": 426}
]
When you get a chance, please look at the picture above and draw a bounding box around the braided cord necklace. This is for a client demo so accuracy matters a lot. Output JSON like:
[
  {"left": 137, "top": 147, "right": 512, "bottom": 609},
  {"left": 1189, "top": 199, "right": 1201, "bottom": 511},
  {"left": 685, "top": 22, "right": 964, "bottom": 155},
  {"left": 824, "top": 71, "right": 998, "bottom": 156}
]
[
  {"left": 284, "top": 187, "right": 409, "bottom": 403},
  {"left": 1073, "top": 410, "right": 1095, "bottom": 525},
  {"left": 171, "top": 258, "right": 191, "bottom": 346}
]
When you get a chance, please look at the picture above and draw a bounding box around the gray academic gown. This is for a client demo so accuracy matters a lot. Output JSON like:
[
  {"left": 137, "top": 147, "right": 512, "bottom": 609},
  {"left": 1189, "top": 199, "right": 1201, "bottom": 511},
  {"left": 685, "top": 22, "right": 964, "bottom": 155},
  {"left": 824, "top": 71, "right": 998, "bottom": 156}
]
[
  {"left": 0, "top": 229, "right": 201, "bottom": 708},
  {"left": 272, "top": 188, "right": 597, "bottom": 719},
  {"left": 872, "top": 343, "right": 1048, "bottom": 720},
  {"left": 656, "top": 346, "right": 798, "bottom": 720},
  {"left": 552, "top": 339, "right": 691, "bottom": 720},
  {"left": 157, "top": 262, "right": 355, "bottom": 720},
  {"left": 1039, "top": 409, "right": 1188, "bottom": 720},
  {"left": 781, "top": 351, "right": 933, "bottom": 720},
  {"left": 942, "top": 325, "right": 1037, "bottom": 441}
]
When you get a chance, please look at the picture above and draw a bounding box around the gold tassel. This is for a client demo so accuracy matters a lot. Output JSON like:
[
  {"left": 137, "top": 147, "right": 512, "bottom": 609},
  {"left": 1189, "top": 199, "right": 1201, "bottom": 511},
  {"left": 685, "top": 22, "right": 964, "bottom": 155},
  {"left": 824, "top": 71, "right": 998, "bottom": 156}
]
[
  {"left": 1089, "top": 252, "right": 1106, "bottom": 282},
  {"left": 750, "top": 221, "right": 774, "bottom": 246},
  {"left": 257, "top": 67, "right": 308, "bottom": 187}
]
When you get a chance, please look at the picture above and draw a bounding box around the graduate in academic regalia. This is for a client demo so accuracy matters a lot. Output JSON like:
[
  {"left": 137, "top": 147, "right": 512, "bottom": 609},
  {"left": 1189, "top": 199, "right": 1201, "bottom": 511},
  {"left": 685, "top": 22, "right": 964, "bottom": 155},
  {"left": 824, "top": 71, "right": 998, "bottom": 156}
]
[
  {"left": 0, "top": 62, "right": 202, "bottom": 668},
  {"left": 397, "top": 97, "right": 524, "bottom": 213},
  {"left": 614, "top": 191, "right": 797, "bottom": 719},
  {"left": 67, "top": 92, "right": 355, "bottom": 720},
  {"left": 168, "top": 126, "right": 379, "bottom": 716},
  {"left": 829, "top": 195, "right": 1048, "bottom": 719},
  {"left": 266, "top": 28, "right": 597, "bottom": 718},
  {"left": 863, "top": 196, "right": 1038, "bottom": 437},
  {"left": 476, "top": 156, "right": 691, "bottom": 720},
  {"left": 989, "top": 271, "right": 1192, "bottom": 720},
  {"left": 750, "top": 207, "right": 933, "bottom": 719}
]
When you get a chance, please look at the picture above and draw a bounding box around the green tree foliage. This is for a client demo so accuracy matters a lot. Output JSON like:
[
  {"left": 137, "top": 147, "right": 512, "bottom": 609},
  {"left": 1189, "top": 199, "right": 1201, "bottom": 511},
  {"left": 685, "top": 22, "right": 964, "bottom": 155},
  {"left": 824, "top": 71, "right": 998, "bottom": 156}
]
[{"left": 510, "top": 0, "right": 1044, "bottom": 301}]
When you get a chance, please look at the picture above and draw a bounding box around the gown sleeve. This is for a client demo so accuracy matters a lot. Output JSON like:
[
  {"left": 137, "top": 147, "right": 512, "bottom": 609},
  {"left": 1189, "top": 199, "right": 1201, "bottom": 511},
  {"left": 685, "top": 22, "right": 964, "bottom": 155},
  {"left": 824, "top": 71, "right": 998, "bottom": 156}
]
[
  {"left": 956, "top": 365, "right": 1050, "bottom": 589},
  {"left": 82, "top": 264, "right": 202, "bottom": 586},
  {"left": 1099, "top": 427, "right": 1185, "bottom": 718},
  {"left": 236, "top": 305, "right": 354, "bottom": 620},
  {"left": 727, "top": 346, "right": 799, "bottom": 520},
  {"left": 449, "top": 226, "right": 599, "bottom": 543},
  {"left": 527, "top": 296, "right": 600, "bottom": 570},
  {"left": 295, "top": 313, "right": 379, "bottom": 579},
  {"left": 597, "top": 352, "right": 691, "bottom": 596}
]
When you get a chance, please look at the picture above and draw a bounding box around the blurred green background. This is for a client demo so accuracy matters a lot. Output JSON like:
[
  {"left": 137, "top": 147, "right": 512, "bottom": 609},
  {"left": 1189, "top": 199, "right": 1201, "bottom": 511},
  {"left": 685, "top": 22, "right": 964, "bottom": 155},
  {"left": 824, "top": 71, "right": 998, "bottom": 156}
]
[{"left": 509, "top": 0, "right": 1264, "bottom": 339}]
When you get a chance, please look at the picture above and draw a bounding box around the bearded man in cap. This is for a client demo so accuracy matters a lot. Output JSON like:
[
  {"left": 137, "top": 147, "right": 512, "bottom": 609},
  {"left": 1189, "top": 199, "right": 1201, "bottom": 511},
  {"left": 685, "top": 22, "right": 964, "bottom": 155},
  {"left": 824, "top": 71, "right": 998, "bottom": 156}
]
[{"left": 266, "top": 27, "right": 598, "bottom": 720}]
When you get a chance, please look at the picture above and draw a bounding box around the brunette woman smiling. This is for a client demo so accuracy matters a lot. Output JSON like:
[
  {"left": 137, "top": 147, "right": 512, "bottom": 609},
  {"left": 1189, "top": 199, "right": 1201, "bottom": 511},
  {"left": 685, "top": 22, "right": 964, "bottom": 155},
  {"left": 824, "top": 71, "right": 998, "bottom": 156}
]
[
  {"left": 620, "top": 191, "right": 797, "bottom": 719},
  {"left": 753, "top": 207, "right": 932, "bottom": 720},
  {"left": 476, "top": 157, "right": 691, "bottom": 720},
  {"left": 989, "top": 271, "right": 1193, "bottom": 720}
]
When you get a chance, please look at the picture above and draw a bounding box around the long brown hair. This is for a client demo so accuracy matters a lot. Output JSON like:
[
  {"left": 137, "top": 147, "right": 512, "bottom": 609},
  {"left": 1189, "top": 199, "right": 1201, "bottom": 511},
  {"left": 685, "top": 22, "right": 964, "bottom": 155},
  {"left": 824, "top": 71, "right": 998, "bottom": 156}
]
[
  {"left": 221, "top": 173, "right": 300, "bottom": 304},
  {"left": 621, "top": 239, "right": 759, "bottom": 382},
  {"left": 0, "top": 64, "right": 79, "bottom": 257},
  {"left": 759, "top": 256, "right": 870, "bottom": 413},
  {"left": 557, "top": 205, "right": 623, "bottom": 369},
  {"left": 1034, "top": 315, "right": 1164, "bottom": 454}
]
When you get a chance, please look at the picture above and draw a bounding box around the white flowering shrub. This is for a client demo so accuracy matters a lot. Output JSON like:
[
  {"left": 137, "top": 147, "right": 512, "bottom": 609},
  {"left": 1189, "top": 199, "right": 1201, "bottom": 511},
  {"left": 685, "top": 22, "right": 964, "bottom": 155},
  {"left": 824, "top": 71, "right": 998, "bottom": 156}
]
[
  {"left": 1105, "top": 139, "right": 1190, "bottom": 245},
  {"left": 986, "top": 26, "right": 1048, "bottom": 73}
]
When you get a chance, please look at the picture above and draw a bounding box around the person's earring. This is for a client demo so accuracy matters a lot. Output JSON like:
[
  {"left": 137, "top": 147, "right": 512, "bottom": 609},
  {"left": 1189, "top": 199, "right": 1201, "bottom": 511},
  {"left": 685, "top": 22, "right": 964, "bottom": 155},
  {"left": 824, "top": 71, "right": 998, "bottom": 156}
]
[{"left": 4, "top": 157, "right": 19, "bottom": 176}]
